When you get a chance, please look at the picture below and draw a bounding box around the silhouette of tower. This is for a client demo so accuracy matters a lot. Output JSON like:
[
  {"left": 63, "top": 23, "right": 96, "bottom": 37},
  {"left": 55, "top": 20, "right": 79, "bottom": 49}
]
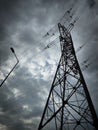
[{"left": 38, "top": 23, "right": 98, "bottom": 130}]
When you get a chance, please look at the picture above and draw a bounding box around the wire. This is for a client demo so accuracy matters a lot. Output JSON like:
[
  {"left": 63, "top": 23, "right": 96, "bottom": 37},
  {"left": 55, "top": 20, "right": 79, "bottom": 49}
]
[
  {"left": 81, "top": 55, "right": 98, "bottom": 71},
  {"left": 42, "top": 7, "right": 74, "bottom": 39},
  {"left": 76, "top": 42, "right": 88, "bottom": 54}
]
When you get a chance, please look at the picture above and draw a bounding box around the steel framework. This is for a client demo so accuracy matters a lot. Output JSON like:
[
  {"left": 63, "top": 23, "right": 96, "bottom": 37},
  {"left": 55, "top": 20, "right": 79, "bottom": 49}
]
[{"left": 38, "top": 23, "right": 98, "bottom": 130}]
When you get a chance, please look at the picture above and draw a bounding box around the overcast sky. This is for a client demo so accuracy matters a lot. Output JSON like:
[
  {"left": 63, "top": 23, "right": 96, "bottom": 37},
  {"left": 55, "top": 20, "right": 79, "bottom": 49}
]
[{"left": 0, "top": 0, "right": 98, "bottom": 130}]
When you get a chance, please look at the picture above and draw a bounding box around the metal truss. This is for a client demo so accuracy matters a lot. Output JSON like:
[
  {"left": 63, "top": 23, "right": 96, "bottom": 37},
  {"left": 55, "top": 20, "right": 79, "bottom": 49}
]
[{"left": 38, "top": 23, "right": 98, "bottom": 130}]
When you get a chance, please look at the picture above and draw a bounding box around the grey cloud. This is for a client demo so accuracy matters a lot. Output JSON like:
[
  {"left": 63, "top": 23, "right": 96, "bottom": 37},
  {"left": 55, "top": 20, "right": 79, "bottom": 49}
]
[
  {"left": 0, "top": 65, "right": 47, "bottom": 129},
  {"left": 0, "top": 0, "right": 98, "bottom": 130},
  {"left": 87, "top": 0, "right": 96, "bottom": 7}
]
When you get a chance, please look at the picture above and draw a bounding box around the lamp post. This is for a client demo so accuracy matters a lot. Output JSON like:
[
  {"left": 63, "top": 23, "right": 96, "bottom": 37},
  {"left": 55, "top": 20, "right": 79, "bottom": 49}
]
[{"left": 0, "top": 47, "right": 19, "bottom": 87}]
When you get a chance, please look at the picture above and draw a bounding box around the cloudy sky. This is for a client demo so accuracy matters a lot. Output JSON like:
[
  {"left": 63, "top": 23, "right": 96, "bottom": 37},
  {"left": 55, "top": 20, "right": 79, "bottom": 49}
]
[{"left": 0, "top": 0, "right": 98, "bottom": 130}]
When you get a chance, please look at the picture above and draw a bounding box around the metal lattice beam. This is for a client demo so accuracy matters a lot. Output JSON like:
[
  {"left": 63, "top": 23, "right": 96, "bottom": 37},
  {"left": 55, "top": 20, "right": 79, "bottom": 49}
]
[{"left": 38, "top": 23, "right": 98, "bottom": 130}]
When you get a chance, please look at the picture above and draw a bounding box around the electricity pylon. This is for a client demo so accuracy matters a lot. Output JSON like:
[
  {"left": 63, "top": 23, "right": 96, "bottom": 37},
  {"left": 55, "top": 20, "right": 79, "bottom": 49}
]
[{"left": 38, "top": 23, "right": 98, "bottom": 130}]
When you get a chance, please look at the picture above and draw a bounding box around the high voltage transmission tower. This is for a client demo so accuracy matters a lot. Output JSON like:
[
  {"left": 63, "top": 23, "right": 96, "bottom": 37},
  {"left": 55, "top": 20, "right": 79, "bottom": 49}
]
[{"left": 38, "top": 9, "right": 98, "bottom": 130}]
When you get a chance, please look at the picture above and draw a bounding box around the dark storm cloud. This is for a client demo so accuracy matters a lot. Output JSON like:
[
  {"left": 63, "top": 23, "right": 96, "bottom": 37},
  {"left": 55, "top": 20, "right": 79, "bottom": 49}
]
[
  {"left": 0, "top": 65, "right": 48, "bottom": 129},
  {"left": 0, "top": 0, "right": 98, "bottom": 130},
  {"left": 0, "top": 0, "right": 33, "bottom": 65},
  {"left": 0, "top": 0, "right": 53, "bottom": 66},
  {"left": 87, "top": 0, "right": 96, "bottom": 7},
  {"left": 0, "top": 0, "right": 48, "bottom": 66}
]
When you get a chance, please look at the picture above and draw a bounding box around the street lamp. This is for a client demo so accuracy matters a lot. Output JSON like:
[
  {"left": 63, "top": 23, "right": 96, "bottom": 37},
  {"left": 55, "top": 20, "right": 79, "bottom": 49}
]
[{"left": 0, "top": 47, "right": 19, "bottom": 87}]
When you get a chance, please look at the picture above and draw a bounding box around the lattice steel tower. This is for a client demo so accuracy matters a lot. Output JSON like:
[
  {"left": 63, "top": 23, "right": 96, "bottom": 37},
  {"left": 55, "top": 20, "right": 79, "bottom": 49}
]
[{"left": 38, "top": 23, "right": 98, "bottom": 130}]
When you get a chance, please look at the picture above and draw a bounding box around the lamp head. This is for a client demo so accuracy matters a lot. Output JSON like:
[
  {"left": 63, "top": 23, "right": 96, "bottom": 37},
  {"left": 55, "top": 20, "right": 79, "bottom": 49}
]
[{"left": 10, "top": 47, "right": 15, "bottom": 53}]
